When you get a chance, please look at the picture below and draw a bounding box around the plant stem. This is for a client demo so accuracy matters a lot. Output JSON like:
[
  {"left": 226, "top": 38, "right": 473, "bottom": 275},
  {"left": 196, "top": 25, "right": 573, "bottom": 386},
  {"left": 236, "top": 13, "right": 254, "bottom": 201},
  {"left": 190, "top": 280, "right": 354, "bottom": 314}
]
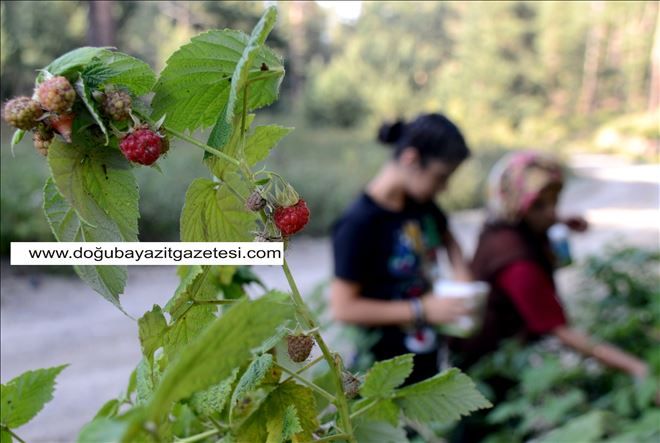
[
  {"left": 282, "top": 258, "right": 356, "bottom": 442},
  {"left": 165, "top": 126, "right": 240, "bottom": 167},
  {"left": 174, "top": 429, "right": 220, "bottom": 443},
  {"left": 303, "top": 434, "right": 351, "bottom": 443},
  {"left": 193, "top": 299, "right": 237, "bottom": 305},
  {"left": 275, "top": 363, "right": 336, "bottom": 403},
  {"left": 349, "top": 398, "right": 378, "bottom": 420},
  {"left": 281, "top": 355, "right": 324, "bottom": 384},
  {"left": 1, "top": 427, "right": 26, "bottom": 443}
]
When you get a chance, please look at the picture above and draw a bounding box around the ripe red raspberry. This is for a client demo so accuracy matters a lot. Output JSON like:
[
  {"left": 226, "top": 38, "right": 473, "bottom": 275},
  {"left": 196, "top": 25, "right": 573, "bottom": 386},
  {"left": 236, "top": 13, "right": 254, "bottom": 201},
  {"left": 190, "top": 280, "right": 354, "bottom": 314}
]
[
  {"left": 274, "top": 199, "right": 310, "bottom": 236},
  {"left": 120, "top": 128, "right": 165, "bottom": 165},
  {"left": 286, "top": 334, "right": 314, "bottom": 362},
  {"left": 37, "top": 76, "right": 76, "bottom": 113},
  {"left": 101, "top": 90, "right": 132, "bottom": 121},
  {"left": 3, "top": 96, "right": 43, "bottom": 130}
]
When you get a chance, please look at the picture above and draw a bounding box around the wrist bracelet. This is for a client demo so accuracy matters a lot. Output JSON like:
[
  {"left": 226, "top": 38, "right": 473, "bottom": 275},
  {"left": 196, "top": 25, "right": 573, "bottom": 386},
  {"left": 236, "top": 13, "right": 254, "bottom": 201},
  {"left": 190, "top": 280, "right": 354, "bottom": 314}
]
[{"left": 410, "top": 298, "right": 425, "bottom": 328}]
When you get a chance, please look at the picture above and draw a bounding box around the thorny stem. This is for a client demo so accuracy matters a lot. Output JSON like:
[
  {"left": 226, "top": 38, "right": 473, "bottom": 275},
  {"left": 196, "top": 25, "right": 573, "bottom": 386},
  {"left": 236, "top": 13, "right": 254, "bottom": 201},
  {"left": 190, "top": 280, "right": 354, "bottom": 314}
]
[
  {"left": 282, "top": 259, "right": 356, "bottom": 443},
  {"left": 275, "top": 363, "right": 336, "bottom": 403}
]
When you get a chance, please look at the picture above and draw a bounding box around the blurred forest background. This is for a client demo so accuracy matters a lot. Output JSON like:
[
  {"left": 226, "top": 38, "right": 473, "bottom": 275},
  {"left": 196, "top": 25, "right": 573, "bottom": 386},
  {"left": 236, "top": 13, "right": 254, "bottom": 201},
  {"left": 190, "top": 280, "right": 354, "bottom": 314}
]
[{"left": 1, "top": 0, "right": 658, "bottom": 253}]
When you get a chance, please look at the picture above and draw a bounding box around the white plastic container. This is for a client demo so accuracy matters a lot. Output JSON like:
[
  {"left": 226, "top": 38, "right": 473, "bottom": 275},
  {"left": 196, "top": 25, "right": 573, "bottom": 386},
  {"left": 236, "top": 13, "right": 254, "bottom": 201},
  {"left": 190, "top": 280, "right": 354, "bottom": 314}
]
[{"left": 433, "top": 280, "right": 490, "bottom": 338}]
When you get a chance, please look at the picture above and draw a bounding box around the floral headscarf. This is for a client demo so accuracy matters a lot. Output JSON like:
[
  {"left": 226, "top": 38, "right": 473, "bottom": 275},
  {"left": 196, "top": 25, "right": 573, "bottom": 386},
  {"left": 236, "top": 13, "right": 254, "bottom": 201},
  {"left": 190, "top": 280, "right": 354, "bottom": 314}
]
[{"left": 487, "top": 151, "right": 564, "bottom": 223}]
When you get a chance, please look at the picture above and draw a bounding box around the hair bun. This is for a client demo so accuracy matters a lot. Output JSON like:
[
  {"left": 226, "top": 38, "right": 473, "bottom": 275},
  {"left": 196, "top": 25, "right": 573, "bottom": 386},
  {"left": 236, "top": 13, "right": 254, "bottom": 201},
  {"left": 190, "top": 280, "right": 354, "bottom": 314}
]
[{"left": 377, "top": 120, "right": 405, "bottom": 145}]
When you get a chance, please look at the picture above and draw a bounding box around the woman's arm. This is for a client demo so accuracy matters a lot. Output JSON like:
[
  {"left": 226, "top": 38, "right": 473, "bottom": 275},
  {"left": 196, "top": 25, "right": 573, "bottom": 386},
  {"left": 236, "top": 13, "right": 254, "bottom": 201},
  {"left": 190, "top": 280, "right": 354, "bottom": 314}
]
[
  {"left": 329, "top": 278, "right": 470, "bottom": 327},
  {"left": 443, "top": 228, "right": 473, "bottom": 281},
  {"left": 553, "top": 326, "right": 648, "bottom": 378}
]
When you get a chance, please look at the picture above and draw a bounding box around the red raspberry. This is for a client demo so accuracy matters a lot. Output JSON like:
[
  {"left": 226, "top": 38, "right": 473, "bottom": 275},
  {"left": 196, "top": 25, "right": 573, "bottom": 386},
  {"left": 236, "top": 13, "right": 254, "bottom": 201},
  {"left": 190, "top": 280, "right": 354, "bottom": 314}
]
[
  {"left": 274, "top": 199, "right": 310, "bottom": 236},
  {"left": 120, "top": 128, "right": 164, "bottom": 165},
  {"left": 37, "top": 76, "right": 76, "bottom": 113},
  {"left": 3, "top": 96, "right": 43, "bottom": 130}
]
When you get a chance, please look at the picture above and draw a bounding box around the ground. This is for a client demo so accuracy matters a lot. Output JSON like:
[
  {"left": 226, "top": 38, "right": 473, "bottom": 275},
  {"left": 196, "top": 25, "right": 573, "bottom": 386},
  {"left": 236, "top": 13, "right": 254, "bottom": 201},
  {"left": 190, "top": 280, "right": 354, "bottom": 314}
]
[{"left": 1, "top": 154, "right": 658, "bottom": 441}]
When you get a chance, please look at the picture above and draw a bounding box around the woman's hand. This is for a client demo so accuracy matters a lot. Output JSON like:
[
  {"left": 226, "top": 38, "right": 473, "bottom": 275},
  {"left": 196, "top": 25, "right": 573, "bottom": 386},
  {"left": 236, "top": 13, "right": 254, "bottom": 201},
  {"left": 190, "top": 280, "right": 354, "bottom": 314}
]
[{"left": 421, "top": 294, "right": 471, "bottom": 325}]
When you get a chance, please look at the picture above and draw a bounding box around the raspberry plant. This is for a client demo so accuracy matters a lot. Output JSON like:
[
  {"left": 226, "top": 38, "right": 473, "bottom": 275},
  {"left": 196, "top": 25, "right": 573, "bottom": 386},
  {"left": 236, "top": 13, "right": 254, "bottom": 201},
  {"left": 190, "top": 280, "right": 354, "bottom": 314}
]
[{"left": 4, "top": 8, "right": 490, "bottom": 442}]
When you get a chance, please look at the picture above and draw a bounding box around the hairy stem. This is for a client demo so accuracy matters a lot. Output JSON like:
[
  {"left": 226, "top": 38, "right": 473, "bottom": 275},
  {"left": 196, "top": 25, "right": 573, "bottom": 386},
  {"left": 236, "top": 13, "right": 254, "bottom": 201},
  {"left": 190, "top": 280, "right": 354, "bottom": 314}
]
[{"left": 282, "top": 259, "right": 356, "bottom": 442}]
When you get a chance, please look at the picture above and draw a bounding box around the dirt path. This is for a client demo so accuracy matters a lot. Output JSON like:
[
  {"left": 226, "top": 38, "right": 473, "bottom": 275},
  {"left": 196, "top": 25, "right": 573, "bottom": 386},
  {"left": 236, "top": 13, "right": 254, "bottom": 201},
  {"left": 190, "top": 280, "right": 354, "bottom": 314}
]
[{"left": 1, "top": 155, "right": 658, "bottom": 442}]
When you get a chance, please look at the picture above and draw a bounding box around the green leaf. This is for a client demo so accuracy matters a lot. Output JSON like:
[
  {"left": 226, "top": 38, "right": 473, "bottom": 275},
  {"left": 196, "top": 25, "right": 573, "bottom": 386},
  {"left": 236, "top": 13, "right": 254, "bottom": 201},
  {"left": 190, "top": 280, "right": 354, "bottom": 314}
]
[
  {"left": 0, "top": 429, "right": 11, "bottom": 443},
  {"left": 230, "top": 354, "right": 274, "bottom": 418},
  {"left": 244, "top": 125, "right": 292, "bottom": 166},
  {"left": 151, "top": 27, "right": 283, "bottom": 133},
  {"left": 138, "top": 305, "right": 168, "bottom": 362},
  {"left": 163, "top": 305, "right": 217, "bottom": 362},
  {"left": 77, "top": 417, "right": 129, "bottom": 443},
  {"left": 144, "top": 292, "right": 294, "bottom": 422},
  {"left": 93, "top": 399, "right": 120, "bottom": 419},
  {"left": 39, "top": 47, "right": 109, "bottom": 81},
  {"left": 48, "top": 136, "right": 139, "bottom": 243},
  {"left": 205, "top": 114, "right": 255, "bottom": 179},
  {"left": 394, "top": 368, "right": 492, "bottom": 424},
  {"left": 43, "top": 178, "right": 127, "bottom": 308},
  {"left": 180, "top": 178, "right": 256, "bottom": 242},
  {"left": 267, "top": 405, "right": 303, "bottom": 443},
  {"left": 360, "top": 354, "right": 414, "bottom": 399},
  {"left": 75, "top": 73, "right": 109, "bottom": 145},
  {"left": 135, "top": 358, "right": 160, "bottom": 406},
  {"left": 235, "top": 380, "right": 318, "bottom": 443},
  {"left": 537, "top": 410, "right": 609, "bottom": 443},
  {"left": 97, "top": 51, "right": 157, "bottom": 95},
  {"left": 11, "top": 129, "right": 25, "bottom": 148},
  {"left": 224, "top": 6, "right": 278, "bottom": 125},
  {"left": 190, "top": 369, "right": 239, "bottom": 419},
  {"left": 166, "top": 265, "right": 205, "bottom": 317},
  {"left": 0, "top": 365, "right": 68, "bottom": 428},
  {"left": 352, "top": 418, "right": 409, "bottom": 443},
  {"left": 352, "top": 398, "right": 401, "bottom": 426}
]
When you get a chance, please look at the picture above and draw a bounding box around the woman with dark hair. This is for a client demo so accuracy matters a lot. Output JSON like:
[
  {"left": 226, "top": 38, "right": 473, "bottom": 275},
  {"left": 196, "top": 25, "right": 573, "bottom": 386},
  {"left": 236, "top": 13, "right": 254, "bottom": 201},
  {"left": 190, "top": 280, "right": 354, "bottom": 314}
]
[{"left": 329, "top": 113, "right": 474, "bottom": 384}]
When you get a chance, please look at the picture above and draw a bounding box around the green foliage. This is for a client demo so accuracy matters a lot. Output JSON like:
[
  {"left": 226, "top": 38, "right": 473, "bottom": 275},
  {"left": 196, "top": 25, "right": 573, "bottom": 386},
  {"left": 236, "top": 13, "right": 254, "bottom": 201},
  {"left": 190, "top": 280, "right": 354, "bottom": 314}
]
[
  {"left": 180, "top": 177, "right": 257, "bottom": 242},
  {"left": 0, "top": 365, "right": 67, "bottom": 431},
  {"left": 464, "top": 246, "right": 660, "bottom": 442},
  {"left": 360, "top": 353, "right": 414, "bottom": 398},
  {"left": 394, "top": 369, "right": 492, "bottom": 424},
  {"left": 151, "top": 29, "right": 283, "bottom": 134},
  {"left": 43, "top": 178, "right": 127, "bottom": 307}
]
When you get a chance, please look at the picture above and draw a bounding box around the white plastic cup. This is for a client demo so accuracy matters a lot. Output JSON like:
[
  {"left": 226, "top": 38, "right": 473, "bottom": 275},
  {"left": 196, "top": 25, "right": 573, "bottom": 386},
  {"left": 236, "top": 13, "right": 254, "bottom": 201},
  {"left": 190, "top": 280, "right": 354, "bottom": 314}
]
[{"left": 433, "top": 280, "right": 490, "bottom": 338}]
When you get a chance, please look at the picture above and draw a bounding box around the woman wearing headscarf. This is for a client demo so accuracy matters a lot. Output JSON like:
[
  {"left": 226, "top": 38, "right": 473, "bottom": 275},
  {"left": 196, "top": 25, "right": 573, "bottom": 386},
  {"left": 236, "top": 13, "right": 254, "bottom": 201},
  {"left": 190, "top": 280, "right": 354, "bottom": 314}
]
[{"left": 449, "top": 151, "right": 650, "bottom": 441}]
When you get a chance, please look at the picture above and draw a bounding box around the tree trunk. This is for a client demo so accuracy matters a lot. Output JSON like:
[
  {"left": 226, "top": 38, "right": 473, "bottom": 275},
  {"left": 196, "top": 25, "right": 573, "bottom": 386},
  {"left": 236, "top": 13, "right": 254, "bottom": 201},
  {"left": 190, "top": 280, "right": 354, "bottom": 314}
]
[
  {"left": 87, "top": 1, "right": 116, "bottom": 47},
  {"left": 577, "top": 0, "right": 605, "bottom": 115}
]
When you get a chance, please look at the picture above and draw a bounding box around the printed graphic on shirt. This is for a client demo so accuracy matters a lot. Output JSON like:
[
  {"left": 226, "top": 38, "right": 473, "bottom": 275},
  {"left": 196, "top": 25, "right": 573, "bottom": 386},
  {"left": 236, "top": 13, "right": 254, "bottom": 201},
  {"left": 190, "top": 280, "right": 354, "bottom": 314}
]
[{"left": 386, "top": 217, "right": 444, "bottom": 353}]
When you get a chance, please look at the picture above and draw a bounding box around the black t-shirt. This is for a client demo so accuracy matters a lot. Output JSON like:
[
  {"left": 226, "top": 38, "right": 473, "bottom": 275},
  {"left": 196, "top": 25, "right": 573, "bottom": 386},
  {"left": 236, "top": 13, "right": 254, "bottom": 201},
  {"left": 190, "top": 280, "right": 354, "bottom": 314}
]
[{"left": 332, "top": 192, "right": 449, "bottom": 382}]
